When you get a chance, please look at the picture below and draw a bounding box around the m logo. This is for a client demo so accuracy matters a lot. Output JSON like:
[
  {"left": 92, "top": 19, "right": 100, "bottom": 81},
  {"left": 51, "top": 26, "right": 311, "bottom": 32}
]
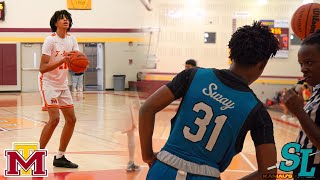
[
  {"left": 51, "top": 98, "right": 57, "bottom": 104},
  {"left": 4, "top": 142, "right": 48, "bottom": 177}
]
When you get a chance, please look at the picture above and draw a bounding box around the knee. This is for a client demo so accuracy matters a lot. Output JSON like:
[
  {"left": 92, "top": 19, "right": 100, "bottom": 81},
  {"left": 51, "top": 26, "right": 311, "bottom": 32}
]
[
  {"left": 48, "top": 117, "right": 60, "bottom": 127},
  {"left": 66, "top": 116, "right": 76, "bottom": 125}
]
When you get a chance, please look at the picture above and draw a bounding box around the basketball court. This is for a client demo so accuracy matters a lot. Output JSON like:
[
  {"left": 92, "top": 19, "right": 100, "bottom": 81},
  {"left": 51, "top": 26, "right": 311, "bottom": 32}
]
[
  {"left": 0, "top": 0, "right": 319, "bottom": 179},
  {"left": 0, "top": 91, "right": 299, "bottom": 179}
]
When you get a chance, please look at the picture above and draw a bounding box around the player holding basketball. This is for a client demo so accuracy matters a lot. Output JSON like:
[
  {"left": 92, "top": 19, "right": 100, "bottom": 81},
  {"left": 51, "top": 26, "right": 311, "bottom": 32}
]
[
  {"left": 282, "top": 30, "right": 320, "bottom": 179},
  {"left": 139, "top": 21, "right": 279, "bottom": 179},
  {"left": 38, "top": 10, "right": 79, "bottom": 168}
]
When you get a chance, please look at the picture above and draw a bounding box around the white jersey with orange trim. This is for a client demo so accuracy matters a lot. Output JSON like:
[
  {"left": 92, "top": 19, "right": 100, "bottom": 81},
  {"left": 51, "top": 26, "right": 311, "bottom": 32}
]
[{"left": 38, "top": 33, "right": 79, "bottom": 90}]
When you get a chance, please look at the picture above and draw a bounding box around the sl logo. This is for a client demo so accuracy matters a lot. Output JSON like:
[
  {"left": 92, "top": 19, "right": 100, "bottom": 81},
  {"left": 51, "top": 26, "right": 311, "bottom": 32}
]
[{"left": 279, "top": 142, "right": 318, "bottom": 178}]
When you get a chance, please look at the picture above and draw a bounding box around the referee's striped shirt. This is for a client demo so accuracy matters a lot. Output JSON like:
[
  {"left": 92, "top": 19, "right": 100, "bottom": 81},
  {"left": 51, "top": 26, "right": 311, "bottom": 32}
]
[{"left": 296, "top": 84, "right": 320, "bottom": 164}]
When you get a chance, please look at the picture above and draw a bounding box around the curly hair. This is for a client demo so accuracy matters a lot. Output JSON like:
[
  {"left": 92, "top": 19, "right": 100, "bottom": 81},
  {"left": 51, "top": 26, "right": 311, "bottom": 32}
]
[
  {"left": 302, "top": 29, "right": 320, "bottom": 48},
  {"left": 185, "top": 59, "right": 197, "bottom": 66},
  {"left": 228, "top": 21, "right": 279, "bottom": 66},
  {"left": 50, "top": 10, "right": 73, "bottom": 32}
]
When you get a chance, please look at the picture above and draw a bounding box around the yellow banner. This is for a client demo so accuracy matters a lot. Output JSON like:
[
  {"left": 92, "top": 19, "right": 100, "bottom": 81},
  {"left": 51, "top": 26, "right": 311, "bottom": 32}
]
[{"left": 67, "top": 0, "right": 91, "bottom": 10}]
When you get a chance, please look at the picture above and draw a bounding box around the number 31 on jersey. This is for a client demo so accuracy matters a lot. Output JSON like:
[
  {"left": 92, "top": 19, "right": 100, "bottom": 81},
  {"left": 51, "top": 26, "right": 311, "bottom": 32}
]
[{"left": 183, "top": 102, "right": 227, "bottom": 151}]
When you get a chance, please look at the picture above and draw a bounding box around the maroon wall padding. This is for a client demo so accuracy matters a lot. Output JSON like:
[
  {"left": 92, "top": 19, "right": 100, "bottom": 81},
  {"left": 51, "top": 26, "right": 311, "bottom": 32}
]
[
  {"left": 136, "top": 80, "right": 169, "bottom": 99},
  {"left": 0, "top": 47, "right": 2, "bottom": 84},
  {"left": 0, "top": 44, "right": 17, "bottom": 85}
]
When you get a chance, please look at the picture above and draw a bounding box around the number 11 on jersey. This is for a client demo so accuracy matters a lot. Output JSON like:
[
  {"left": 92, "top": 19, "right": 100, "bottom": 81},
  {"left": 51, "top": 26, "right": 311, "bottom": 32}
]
[{"left": 183, "top": 102, "right": 227, "bottom": 151}]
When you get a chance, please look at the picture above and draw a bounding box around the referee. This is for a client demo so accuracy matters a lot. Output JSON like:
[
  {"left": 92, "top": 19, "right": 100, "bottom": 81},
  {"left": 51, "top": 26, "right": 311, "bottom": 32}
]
[{"left": 282, "top": 30, "right": 320, "bottom": 179}]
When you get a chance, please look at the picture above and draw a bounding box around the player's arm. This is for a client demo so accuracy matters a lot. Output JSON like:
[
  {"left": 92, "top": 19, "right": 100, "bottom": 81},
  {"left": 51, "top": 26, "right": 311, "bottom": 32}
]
[
  {"left": 139, "top": 68, "right": 196, "bottom": 166},
  {"left": 240, "top": 144, "right": 277, "bottom": 180},
  {"left": 283, "top": 89, "right": 320, "bottom": 149},
  {"left": 39, "top": 37, "right": 73, "bottom": 74},
  {"left": 294, "top": 111, "right": 320, "bottom": 149},
  {"left": 240, "top": 106, "right": 277, "bottom": 180},
  {"left": 139, "top": 86, "right": 175, "bottom": 165},
  {"left": 39, "top": 54, "right": 69, "bottom": 74}
]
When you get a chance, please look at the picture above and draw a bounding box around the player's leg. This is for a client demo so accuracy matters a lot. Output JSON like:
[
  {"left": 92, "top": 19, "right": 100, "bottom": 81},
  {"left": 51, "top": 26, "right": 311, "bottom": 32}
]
[
  {"left": 126, "top": 129, "right": 140, "bottom": 171},
  {"left": 53, "top": 89, "right": 78, "bottom": 168},
  {"left": 59, "top": 107, "right": 76, "bottom": 152},
  {"left": 39, "top": 108, "right": 60, "bottom": 149},
  {"left": 72, "top": 75, "right": 78, "bottom": 92},
  {"left": 39, "top": 90, "right": 61, "bottom": 149},
  {"left": 78, "top": 74, "right": 84, "bottom": 92}
]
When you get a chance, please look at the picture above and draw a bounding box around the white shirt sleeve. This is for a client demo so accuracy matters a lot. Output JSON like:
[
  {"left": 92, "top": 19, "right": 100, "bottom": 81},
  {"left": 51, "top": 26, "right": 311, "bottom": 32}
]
[
  {"left": 72, "top": 36, "right": 80, "bottom": 51},
  {"left": 42, "top": 36, "right": 54, "bottom": 56}
]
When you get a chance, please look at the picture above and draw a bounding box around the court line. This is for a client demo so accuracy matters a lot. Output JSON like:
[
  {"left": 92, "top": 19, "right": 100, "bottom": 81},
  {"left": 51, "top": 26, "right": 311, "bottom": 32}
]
[
  {"left": 0, "top": 108, "right": 47, "bottom": 127},
  {"left": 272, "top": 117, "right": 299, "bottom": 128},
  {"left": 0, "top": 108, "right": 128, "bottom": 148},
  {"left": 240, "top": 152, "right": 257, "bottom": 171},
  {"left": 272, "top": 122, "right": 299, "bottom": 135}
]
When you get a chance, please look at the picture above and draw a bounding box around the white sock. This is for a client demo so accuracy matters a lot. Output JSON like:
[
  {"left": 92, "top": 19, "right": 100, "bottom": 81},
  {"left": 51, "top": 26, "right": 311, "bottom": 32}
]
[
  {"left": 56, "top": 151, "right": 65, "bottom": 159},
  {"left": 127, "top": 130, "right": 135, "bottom": 162}
]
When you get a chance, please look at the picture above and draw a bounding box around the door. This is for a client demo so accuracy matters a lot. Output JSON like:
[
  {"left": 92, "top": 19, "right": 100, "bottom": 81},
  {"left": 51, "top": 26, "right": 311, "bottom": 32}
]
[
  {"left": 21, "top": 43, "right": 41, "bottom": 92},
  {"left": 83, "top": 43, "right": 104, "bottom": 91}
]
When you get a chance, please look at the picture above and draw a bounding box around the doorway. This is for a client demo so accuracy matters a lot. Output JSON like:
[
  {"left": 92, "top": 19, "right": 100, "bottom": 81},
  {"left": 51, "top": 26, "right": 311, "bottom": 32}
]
[{"left": 83, "top": 43, "right": 104, "bottom": 91}]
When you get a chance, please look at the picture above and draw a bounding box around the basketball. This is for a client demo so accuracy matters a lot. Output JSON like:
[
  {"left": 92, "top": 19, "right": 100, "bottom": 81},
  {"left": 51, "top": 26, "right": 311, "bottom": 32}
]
[
  {"left": 68, "top": 51, "right": 89, "bottom": 73},
  {"left": 291, "top": 3, "right": 320, "bottom": 40}
]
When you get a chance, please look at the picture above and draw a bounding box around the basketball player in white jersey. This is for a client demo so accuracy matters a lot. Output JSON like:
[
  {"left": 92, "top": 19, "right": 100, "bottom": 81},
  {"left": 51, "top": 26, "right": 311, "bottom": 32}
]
[{"left": 38, "top": 10, "right": 79, "bottom": 168}]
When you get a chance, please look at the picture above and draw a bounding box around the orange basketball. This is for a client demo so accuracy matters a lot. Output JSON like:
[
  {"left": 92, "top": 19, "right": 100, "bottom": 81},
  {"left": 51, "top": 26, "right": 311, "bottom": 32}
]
[
  {"left": 291, "top": 3, "right": 320, "bottom": 40},
  {"left": 68, "top": 51, "right": 89, "bottom": 73}
]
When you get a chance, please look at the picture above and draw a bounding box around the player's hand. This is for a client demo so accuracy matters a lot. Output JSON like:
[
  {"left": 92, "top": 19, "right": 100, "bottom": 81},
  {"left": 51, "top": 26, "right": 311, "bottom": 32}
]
[
  {"left": 62, "top": 54, "right": 72, "bottom": 63},
  {"left": 145, "top": 152, "right": 158, "bottom": 168},
  {"left": 61, "top": 56, "right": 69, "bottom": 63},
  {"left": 62, "top": 51, "right": 77, "bottom": 63},
  {"left": 66, "top": 51, "right": 78, "bottom": 57},
  {"left": 282, "top": 89, "right": 305, "bottom": 116}
]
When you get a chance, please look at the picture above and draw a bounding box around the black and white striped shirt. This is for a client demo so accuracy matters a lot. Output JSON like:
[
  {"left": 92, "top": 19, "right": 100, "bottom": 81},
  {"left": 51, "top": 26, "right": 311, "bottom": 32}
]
[{"left": 297, "top": 84, "right": 320, "bottom": 164}]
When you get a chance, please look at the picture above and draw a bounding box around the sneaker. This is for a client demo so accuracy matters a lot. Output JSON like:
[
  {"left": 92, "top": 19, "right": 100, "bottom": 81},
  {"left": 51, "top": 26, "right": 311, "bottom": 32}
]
[
  {"left": 53, "top": 155, "right": 78, "bottom": 168},
  {"left": 126, "top": 161, "right": 140, "bottom": 172}
]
